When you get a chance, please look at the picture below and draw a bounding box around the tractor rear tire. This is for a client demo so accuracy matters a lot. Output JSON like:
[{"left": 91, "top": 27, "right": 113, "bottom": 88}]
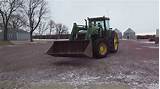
[
  {"left": 93, "top": 39, "right": 108, "bottom": 58},
  {"left": 109, "top": 31, "right": 119, "bottom": 53}
]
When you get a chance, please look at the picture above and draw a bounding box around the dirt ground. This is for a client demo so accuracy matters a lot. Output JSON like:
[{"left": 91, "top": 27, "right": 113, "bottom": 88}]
[{"left": 0, "top": 40, "right": 158, "bottom": 89}]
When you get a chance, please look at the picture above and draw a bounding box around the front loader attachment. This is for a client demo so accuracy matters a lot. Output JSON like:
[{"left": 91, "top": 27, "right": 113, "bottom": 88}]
[{"left": 47, "top": 40, "right": 93, "bottom": 57}]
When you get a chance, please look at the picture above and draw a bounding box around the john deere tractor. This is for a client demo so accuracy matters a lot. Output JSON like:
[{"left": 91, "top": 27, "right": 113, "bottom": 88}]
[{"left": 47, "top": 16, "right": 119, "bottom": 58}]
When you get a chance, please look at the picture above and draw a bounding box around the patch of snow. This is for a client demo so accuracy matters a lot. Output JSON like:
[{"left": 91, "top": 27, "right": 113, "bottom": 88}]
[
  {"left": 126, "top": 75, "right": 139, "bottom": 80},
  {"left": 7, "top": 45, "right": 15, "bottom": 47},
  {"left": 135, "top": 48, "right": 142, "bottom": 50},
  {"left": 122, "top": 39, "right": 136, "bottom": 41},
  {"left": 143, "top": 46, "right": 159, "bottom": 49},
  {"left": 146, "top": 83, "right": 159, "bottom": 89},
  {"left": 139, "top": 41, "right": 155, "bottom": 44},
  {"left": 81, "top": 76, "right": 100, "bottom": 81},
  {"left": 71, "top": 75, "right": 101, "bottom": 85},
  {"left": 57, "top": 71, "right": 101, "bottom": 86},
  {"left": 31, "top": 79, "right": 56, "bottom": 86},
  {"left": 33, "top": 39, "right": 69, "bottom": 41},
  {"left": 143, "top": 60, "right": 158, "bottom": 65}
]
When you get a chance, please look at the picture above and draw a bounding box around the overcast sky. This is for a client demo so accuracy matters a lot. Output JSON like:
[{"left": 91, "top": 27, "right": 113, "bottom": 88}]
[{"left": 47, "top": 0, "right": 158, "bottom": 35}]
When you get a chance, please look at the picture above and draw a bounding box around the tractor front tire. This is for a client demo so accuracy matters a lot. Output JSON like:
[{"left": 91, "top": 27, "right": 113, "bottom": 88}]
[
  {"left": 110, "top": 31, "right": 119, "bottom": 53},
  {"left": 93, "top": 39, "right": 108, "bottom": 58}
]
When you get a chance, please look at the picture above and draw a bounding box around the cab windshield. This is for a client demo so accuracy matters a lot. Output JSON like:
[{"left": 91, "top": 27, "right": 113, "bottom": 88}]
[
  {"left": 105, "top": 20, "right": 110, "bottom": 30},
  {"left": 90, "top": 21, "right": 105, "bottom": 29}
]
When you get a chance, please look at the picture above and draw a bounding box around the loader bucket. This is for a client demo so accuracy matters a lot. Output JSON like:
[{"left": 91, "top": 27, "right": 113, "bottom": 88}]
[{"left": 47, "top": 40, "right": 93, "bottom": 57}]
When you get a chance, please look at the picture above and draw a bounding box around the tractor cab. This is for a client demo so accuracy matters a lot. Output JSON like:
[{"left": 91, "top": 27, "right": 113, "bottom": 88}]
[
  {"left": 88, "top": 17, "right": 110, "bottom": 30},
  {"left": 87, "top": 17, "right": 110, "bottom": 39},
  {"left": 70, "top": 16, "right": 111, "bottom": 40}
]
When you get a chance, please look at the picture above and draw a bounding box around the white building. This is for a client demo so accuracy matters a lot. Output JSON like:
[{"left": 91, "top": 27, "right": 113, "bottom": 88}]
[
  {"left": 0, "top": 22, "right": 30, "bottom": 40},
  {"left": 123, "top": 28, "right": 136, "bottom": 39},
  {"left": 0, "top": 29, "right": 30, "bottom": 41}
]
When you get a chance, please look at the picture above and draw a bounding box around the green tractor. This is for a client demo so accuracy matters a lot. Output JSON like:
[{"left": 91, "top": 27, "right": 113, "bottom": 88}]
[{"left": 47, "top": 16, "right": 119, "bottom": 58}]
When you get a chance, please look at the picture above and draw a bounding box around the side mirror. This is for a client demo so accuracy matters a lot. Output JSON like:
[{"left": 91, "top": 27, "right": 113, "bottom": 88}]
[{"left": 85, "top": 19, "right": 87, "bottom": 28}]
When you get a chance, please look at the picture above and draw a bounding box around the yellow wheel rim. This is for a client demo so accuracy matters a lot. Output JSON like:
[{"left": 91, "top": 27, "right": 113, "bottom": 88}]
[
  {"left": 114, "top": 34, "right": 118, "bottom": 50},
  {"left": 99, "top": 43, "right": 107, "bottom": 55}
]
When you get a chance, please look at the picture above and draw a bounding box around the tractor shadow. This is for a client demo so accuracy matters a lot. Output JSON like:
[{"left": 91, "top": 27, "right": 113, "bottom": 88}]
[
  {"left": 51, "top": 57, "right": 96, "bottom": 67},
  {"left": 48, "top": 52, "right": 117, "bottom": 67}
]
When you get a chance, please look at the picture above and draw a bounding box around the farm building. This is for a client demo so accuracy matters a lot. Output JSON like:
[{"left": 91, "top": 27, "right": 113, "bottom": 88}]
[
  {"left": 123, "top": 28, "right": 136, "bottom": 39},
  {"left": 0, "top": 29, "right": 30, "bottom": 41},
  {"left": 0, "top": 22, "right": 30, "bottom": 40},
  {"left": 114, "top": 28, "right": 122, "bottom": 39}
]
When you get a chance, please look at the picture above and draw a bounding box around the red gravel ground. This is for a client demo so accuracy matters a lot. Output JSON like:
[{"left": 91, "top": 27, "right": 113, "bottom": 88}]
[{"left": 0, "top": 40, "right": 158, "bottom": 89}]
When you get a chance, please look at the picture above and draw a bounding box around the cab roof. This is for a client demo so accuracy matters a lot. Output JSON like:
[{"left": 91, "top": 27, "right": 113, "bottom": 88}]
[{"left": 88, "top": 16, "right": 110, "bottom": 21}]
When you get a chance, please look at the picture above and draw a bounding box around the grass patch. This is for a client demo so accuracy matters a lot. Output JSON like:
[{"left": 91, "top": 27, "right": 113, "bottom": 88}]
[
  {"left": 0, "top": 81, "right": 130, "bottom": 89},
  {"left": 31, "top": 83, "right": 130, "bottom": 89},
  {"left": 0, "top": 80, "right": 30, "bottom": 89},
  {"left": 0, "top": 41, "right": 13, "bottom": 46}
]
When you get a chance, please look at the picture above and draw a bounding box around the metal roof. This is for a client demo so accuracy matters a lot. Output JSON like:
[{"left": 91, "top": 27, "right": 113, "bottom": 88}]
[{"left": 124, "top": 28, "right": 135, "bottom": 33}]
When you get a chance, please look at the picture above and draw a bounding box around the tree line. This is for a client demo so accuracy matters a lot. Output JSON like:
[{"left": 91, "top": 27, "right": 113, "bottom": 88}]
[{"left": 0, "top": 0, "right": 68, "bottom": 42}]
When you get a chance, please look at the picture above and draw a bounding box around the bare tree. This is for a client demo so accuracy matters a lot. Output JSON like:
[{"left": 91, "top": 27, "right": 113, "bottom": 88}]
[
  {"left": 37, "top": 21, "right": 48, "bottom": 35},
  {"left": 0, "top": 0, "right": 23, "bottom": 40},
  {"left": 10, "top": 14, "right": 27, "bottom": 30},
  {"left": 55, "top": 23, "right": 69, "bottom": 39},
  {"left": 48, "top": 19, "right": 55, "bottom": 35},
  {"left": 23, "top": 0, "right": 47, "bottom": 42}
]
